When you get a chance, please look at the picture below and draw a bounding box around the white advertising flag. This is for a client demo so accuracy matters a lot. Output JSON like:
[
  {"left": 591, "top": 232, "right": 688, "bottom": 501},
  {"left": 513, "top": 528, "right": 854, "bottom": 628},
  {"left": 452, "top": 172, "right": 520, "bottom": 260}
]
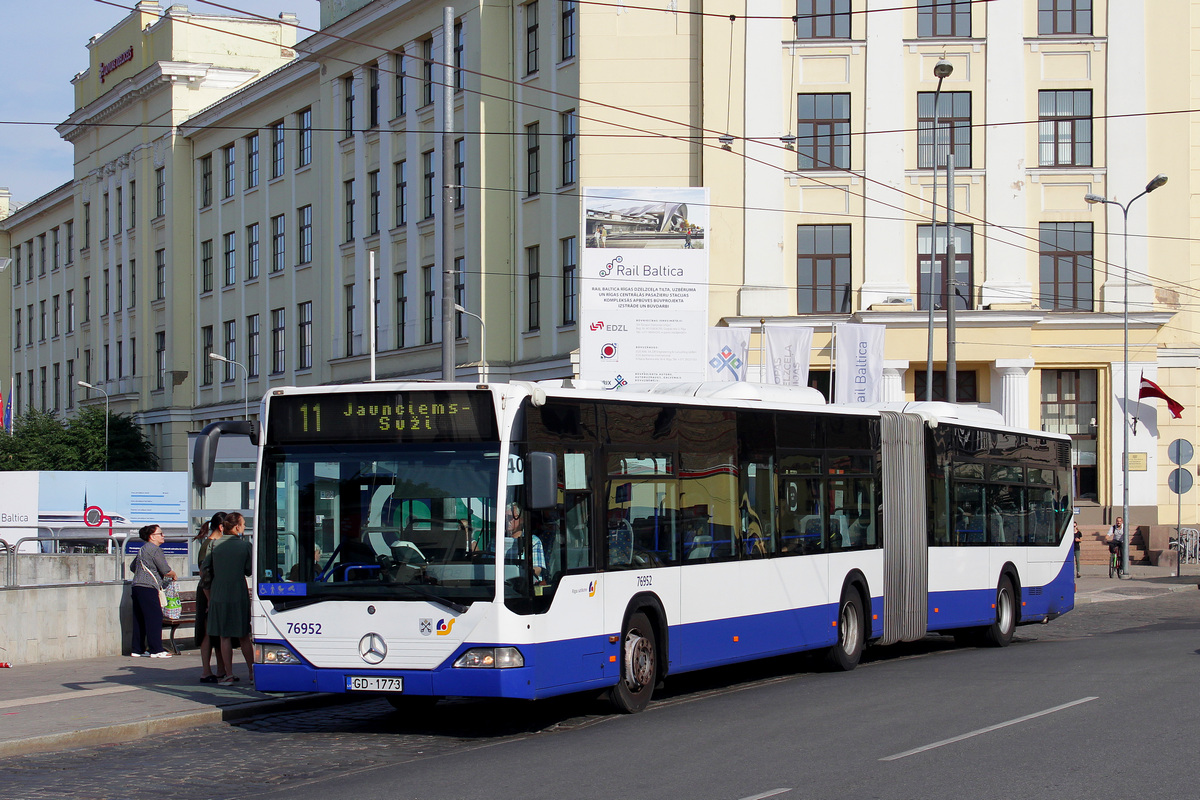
[
  {"left": 834, "top": 323, "right": 885, "bottom": 403},
  {"left": 763, "top": 326, "right": 813, "bottom": 386},
  {"left": 706, "top": 327, "right": 750, "bottom": 382}
]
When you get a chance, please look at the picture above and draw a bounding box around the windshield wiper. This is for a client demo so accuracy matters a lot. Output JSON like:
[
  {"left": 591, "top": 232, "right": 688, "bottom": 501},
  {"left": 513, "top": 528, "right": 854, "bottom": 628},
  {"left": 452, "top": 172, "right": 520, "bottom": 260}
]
[{"left": 393, "top": 582, "right": 469, "bottom": 614}]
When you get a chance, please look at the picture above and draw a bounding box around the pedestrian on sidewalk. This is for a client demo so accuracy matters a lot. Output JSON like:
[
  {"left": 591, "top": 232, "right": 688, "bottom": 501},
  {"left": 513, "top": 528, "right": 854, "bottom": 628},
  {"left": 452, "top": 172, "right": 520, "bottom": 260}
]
[
  {"left": 130, "top": 524, "right": 177, "bottom": 658},
  {"left": 203, "top": 512, "right": 254, "bottom": 685},
  {"left": 1073, "top": 521, "right": 1083, "bottom": 578},
  {"left": 195, "top": 511, "right": 229, "bottom": 683}
]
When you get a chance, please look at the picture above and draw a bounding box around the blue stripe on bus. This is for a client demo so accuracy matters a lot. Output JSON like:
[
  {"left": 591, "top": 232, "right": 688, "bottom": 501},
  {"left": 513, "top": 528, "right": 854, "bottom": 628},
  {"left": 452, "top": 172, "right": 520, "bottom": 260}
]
[{"left": 255, "top": 564, "right": 1075, "bottom": 699}]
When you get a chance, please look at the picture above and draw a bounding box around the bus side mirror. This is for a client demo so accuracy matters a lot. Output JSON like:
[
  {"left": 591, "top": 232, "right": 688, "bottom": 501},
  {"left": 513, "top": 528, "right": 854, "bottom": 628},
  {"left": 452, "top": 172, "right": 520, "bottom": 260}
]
[
  {"left": 526, "top": 452, "right": 558, "bottom": 510},
  {"left": 193, "top": 420, "right": 258, "bottom": 489}
]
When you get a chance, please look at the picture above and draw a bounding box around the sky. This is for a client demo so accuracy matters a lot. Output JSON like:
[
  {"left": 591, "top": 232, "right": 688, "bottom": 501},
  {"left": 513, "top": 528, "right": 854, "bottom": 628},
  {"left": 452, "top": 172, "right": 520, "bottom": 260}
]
[{"left": 0, "top": 0, "right": 320, "bottom": 207}]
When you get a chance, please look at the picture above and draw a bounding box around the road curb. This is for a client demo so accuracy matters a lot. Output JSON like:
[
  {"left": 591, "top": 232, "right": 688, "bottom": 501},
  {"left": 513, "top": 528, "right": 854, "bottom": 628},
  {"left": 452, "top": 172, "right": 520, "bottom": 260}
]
[{"left": 0, "top": 693, "right": 362, "bottom": 759}]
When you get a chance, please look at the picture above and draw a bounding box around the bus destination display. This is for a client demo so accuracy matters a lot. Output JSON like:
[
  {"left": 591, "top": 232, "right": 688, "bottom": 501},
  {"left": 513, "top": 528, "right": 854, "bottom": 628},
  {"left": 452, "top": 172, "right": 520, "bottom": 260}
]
[{"left": 267, "top": 390, "right": 498, "bottom": 444}]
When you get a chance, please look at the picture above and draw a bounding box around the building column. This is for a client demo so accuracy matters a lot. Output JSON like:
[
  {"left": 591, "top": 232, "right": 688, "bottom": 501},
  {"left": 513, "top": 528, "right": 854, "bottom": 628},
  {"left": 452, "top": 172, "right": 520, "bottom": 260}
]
[
  {"left": 993, "top": 358, "right": 1034, "bottom": 428},
  {"left": 882, "top": 359, "right": 908, "bottom": 402}
]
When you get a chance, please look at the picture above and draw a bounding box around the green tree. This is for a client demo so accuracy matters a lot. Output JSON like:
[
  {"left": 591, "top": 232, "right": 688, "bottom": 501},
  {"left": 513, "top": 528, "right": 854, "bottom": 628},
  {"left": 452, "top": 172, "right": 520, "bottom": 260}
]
[{"left": 0, "top": 408, "right": 158, "bottom": 471}]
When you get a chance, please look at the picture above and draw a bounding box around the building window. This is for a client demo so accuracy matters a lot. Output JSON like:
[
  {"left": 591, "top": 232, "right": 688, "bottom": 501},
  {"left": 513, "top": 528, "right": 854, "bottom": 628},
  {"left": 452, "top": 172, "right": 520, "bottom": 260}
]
[
  {"left": 298, "top": 206, "right": 313, "bottom": 264},
  {"left": 394, "top": 53, "right": 407, "bottom": 116},
  {"left": 1038, "top": 0, "right": 1091, "bottom": 36},
  {"left": 247, "top": 223, "right": 260, "bottom": 279},
  {"left": 223, "top": 144, "right": 236, "bottom": 198},
  {"left": 526, "top": 245, "right": 540, "bottom": 331},
  {"left": 521, "top": 1, "right": 541, "bottom": 75},
  {"left": 561, "top": 0, "right": 576, "bottom": 60},
  {"left": 27, "top": 303, "right": 34, "bottom": 343},
  {"left": 155, "top": 167, "right": 166, "bottom": 217},
  {"left": 67, "top": 361, "right": 74, "bottom": 408},
  {"left": 343, "top": 75, "right": 356, "bottom": 138},
  {"left": 917, "top": 0, "right": 970, "bottom": 38},
  {"left": 917, "top": 91, "right": 971, "bottom": 168},
  {"left": 155, "top": 250, "right": 166, "bottom": 299},
  {"left": 40, "top": 367, "right": 47, "bottom": 412},
  {"left": 39, "top": 300, "right": 47, "bottom": 341},
  {"left": 422, "top": 265, "right": 435, "bottom": 344},
  {"left": 271, "top": 308, "right": 286, "bottom": 374},
  {"left": 453, "top": 258, "right": 466, "bottom": 338},
  {"left": 369, "top": 66, "right": 380, "bottom": 128},
  {"left": 129, "top": 261, "right": 136, "bottom": 308},
  {"left": 53, "top": 364, "right": 61, "bottom": 411},
  {"left": 271, "top": 214, "right": 286, "bottom": 272},
  {"left": 200, "top": 156, "right": 213, "bottom": 206},
  {"left": 796, "top": 0, "right": 850, "bottom": 39},
  {"left": 297, "top": 108, "right": 312, "bottom": 167},
  {"left": 298, "top": 301, "right": 313, "bottom": 369},
  {"left": 561, "top": 110, "right": 577, "bottom": 185},
  {"left": 422, "top": 150, "right": 435, "bottom": 219},
  {"left": 246, "top": 132, "right": 260, "bottom": 188},
  {"left": 453, "top": 140, "right": 465, "bottom": 209},
  {"left": 344, "top": 285, "right": 357, "bottom": 357},
  {"left": 84, "top": 277, "right": 91, "bottom": 322},
  {"left": 561, "top": 236, "right": 577, "bottom": 325},
  {"left": 247, "top": 314, "right": 260, "bottom": 377},
  {"left": 797, "top": 94, "right": 850, "bottom": 170},
  {"left": 422, "top": 38, "right": 434, "bottom": 107},
  {"left": 115, "top": 266, "right": 123, "bottom": 314},
  {"left": 1042, "top": 369, "right": 1098, "bottom": 500},
  {"left": 1039, "top": 222, "right": 1093, "bottom": 311},
  {"left": 1038, "top": 90, "right": 1092, "bottom": 167},
  {"left": 201, "top": 326, "right": 214, "bottom": 385},
  {"left": 369, "top": 170, "right": 381, "bottom": 233},
  {"left": 344, "top": 179, "right": 356, "bottom": 242},
  {"left": 915, "top": 370, "right": 978, "bottom": 403},
  {"left": 223, "top": 231, "right": 237, "bottom": 286},
  {"left": 917, "top": 223, "right": 973, "bottom": 311},
  {"left": 395, "top": 270, "right": 408, "bottom": 348},
  {"left": 796, "top": 225, "right": 851, "bottom": 314},
  {"left": 454, "top": 22, "right": 464, "bottom": 92},
  {"left": 67, "top": 289, "right": 75, "bottom": 332},
  {"left": 52, "top": 228, "right": 60, "bottom": 269},
  {"left": 271, "top": 120, "right": 285, "bottom": 178},
  {"left": 53, "top": 295, "right": 61, "bottom": 337},
  {"left": 115, "top": 189, "right": 122, "bottom": 233},
  {"left": 201, "top": 240, "right": 213, "bottom": 292},
  {"left": 395, "top": 160, "right": 408, "bottom": 226},
  {"left": 526, "top": 122, "right": 540, "bottom": 196},
  {"left": 65, "top": 221, "right": 74, "bottom": 264},
  {"left": 129, "top": 182, "right": 136, "bottom": 229},
  {"left": 83, "top": 203, "right": 91, "bottom": 249},
  {"left": 155, "top": 333, "right": 166, "bottom": 391},
  {"left": 222, "top": 320, "right": 237, "bottom": 381},
  {"left": 14, "top": 309, "right": 20, "bottom": 349}
]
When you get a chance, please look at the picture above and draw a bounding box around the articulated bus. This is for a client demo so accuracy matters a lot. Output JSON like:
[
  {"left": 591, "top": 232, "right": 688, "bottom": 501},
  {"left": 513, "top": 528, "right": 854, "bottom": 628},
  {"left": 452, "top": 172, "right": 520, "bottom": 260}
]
[{"left": 193, "top": 381, "right": 1075, "bottom": 713}]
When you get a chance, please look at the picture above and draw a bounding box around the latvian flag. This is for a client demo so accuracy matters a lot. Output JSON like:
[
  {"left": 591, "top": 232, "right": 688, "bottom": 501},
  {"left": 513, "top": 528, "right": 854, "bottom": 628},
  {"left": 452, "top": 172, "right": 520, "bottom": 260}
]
[{"left": 1138, "top": 373, "right": 1183, "bottom": 419}]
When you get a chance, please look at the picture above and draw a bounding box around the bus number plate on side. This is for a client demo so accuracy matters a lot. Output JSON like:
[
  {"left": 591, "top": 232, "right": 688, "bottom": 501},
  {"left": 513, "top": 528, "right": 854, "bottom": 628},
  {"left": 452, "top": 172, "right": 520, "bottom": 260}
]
[{"left": 346, "top": 676, "right": 404, "bottom": 692}]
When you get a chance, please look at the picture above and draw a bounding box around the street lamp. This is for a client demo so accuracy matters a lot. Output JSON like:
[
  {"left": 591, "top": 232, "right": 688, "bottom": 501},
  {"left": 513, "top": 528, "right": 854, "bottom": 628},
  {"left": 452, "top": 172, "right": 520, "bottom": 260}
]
[
  {"left": 454, "top": 304, "right": 488, "bottom": 382},
  {"left": 925, "top": 58, "right": 953, "bottom": 401},
  {"left": 76, "top": 380, "right": 109, "bottom": 470},
  {"left": 208, "top": 353, "right": 250, "bottom": 420},
  {"left": 1085, "top": 172, "right": 1168, "bottom": 576}
]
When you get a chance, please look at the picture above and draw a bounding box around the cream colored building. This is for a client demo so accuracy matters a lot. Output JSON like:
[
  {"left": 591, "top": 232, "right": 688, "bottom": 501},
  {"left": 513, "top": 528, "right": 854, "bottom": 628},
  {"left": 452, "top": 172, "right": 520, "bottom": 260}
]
[{"left": 3, "top": 0, "right": 1197, "bottom": 531}]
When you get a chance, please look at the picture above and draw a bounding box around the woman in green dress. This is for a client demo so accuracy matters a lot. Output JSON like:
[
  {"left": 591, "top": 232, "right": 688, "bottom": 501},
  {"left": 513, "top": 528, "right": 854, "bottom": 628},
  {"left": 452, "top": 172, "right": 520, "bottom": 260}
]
[{"left": 202, "top": 512, "right": 253, "bottom": 685}]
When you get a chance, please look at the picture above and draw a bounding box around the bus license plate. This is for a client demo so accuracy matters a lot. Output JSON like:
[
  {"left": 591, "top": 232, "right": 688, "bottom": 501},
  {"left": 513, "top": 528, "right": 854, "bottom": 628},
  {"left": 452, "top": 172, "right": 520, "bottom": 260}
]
[{"left": 346, "top": 676, "right": 404, "bottom": 692}]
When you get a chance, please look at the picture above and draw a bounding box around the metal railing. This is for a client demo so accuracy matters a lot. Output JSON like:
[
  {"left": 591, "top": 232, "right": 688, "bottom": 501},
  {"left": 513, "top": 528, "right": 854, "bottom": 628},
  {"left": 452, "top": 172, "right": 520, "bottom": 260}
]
[
  {"left": 3, "top": 534, "right": 193, "bottom": 588},
  {"left": 1171, "top": 528, "right": 1200, "bottom": 565}
]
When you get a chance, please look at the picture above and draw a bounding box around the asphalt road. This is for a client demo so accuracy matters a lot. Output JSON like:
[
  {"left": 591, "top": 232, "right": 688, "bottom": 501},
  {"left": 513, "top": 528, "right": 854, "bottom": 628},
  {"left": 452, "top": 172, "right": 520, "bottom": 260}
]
[{"left": 5, "top": 588, "right": 1198, "bottom": 800}]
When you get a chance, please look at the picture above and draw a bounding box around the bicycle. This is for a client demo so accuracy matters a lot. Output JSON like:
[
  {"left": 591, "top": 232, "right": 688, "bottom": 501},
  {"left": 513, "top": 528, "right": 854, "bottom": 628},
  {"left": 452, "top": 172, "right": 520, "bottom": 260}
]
[{"left": 1108, "top": 542, "right": 1123, "bottom": 579}]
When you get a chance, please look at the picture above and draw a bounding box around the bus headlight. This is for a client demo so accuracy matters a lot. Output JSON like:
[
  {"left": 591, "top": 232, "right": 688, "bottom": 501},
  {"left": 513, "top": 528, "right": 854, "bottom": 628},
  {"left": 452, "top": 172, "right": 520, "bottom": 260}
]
[
  {"left": 453, "top": 647, "right": 524, "bottom": 668},
  {"left": 255, "top": 643, "right": 302, "bottom": 665}
]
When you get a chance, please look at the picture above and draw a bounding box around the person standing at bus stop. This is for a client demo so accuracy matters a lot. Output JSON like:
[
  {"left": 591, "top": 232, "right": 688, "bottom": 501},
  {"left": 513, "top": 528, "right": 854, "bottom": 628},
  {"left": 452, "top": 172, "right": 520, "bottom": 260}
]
[
  {"left": 203, "top": 512, "right": 254, "bottom": 685},
  {"left": 195, "top": 511, "right": 228, "bottom": 683},
  {"left": 130, "top": 524, "right": 177, "bottom": 658}
]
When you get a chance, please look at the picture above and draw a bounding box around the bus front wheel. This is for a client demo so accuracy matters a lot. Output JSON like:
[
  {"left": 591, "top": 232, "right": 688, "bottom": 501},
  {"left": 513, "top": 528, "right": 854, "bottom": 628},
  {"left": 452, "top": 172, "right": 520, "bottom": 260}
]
[
  {"left": 609, "top": 611, "right": 657, "bottom": 713},
  {"left": 825, "top": 588, "right": 865, "bottom": 671},
  {"left": 982, "top": 576, "right": 1016, "bottom": 647}
]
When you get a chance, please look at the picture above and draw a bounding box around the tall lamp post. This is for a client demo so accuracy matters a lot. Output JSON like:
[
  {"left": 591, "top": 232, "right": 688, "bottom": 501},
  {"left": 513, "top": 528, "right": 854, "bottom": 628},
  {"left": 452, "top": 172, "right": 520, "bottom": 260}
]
[
  {"left": 454, "top": 304, "right": 488, "bottom": 383},
  {"left": 925, "top": 58, "right": 953, "bottom": 401},
  {"left": 1085, "top": 173, "right": 1168, "bottom": 575},
  {"left": 76, "top": 380, "right": 109, "bottom": 470},
  {"left": 208, "top": 353, "right": 250, "bottom": 420}
]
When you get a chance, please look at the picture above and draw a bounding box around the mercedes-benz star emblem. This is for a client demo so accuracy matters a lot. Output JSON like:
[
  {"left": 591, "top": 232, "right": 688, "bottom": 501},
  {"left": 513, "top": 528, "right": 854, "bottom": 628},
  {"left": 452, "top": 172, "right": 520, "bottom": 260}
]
[{"left": 358, "top": 633, "right": 387, "bottom": 665}]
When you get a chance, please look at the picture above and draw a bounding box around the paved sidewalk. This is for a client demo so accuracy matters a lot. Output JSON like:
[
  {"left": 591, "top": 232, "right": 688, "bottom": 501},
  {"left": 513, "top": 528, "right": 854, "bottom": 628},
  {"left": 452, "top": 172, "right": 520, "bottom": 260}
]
[
  {"left": 0, "top": 648, "right": 349, "bottom": 759},
  {"left": 1, "top": 566, "right": 1195, "bottom": 760}
]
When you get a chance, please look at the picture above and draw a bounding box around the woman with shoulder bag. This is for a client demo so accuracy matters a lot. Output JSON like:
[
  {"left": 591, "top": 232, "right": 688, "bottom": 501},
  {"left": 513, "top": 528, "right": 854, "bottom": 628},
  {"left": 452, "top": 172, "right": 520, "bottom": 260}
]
[
  {"left": 195, "top": 512, "right": 228, "bottom": 683},
  {"left": 130, "top": 524, "right": 177, "bottom": 658}
]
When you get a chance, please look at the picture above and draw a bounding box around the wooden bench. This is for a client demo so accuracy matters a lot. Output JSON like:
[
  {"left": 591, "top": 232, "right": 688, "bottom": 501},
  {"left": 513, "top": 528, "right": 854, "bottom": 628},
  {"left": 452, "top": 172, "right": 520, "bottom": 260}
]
[{"left": 162, "top": 590, "right": 198, "bottom": 655}]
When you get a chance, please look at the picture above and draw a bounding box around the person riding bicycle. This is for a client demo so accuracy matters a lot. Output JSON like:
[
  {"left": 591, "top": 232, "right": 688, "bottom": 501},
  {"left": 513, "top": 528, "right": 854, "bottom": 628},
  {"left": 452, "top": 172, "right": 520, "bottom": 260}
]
[{"left": 1107, "top": 516, "right": 1126, "bottom": 575}]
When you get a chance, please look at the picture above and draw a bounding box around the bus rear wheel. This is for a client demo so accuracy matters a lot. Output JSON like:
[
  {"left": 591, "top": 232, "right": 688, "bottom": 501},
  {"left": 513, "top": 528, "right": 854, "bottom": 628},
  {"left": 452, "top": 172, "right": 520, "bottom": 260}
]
[
  {"left": 609, "top": 611, "right": 657, "bottom": 713},
  {"left": 825, "top": 588, "right": 865, "bottom": 671},
  {"left": 982, "top": 575, "right": 1016, "bottom": 647}
]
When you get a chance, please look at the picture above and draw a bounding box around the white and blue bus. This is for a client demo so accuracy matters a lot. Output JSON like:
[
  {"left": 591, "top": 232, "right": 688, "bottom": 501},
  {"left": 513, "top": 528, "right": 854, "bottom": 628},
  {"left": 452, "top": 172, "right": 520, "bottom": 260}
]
[{"left": 193, "top": 380, "right": 1075, "bottom": 712}]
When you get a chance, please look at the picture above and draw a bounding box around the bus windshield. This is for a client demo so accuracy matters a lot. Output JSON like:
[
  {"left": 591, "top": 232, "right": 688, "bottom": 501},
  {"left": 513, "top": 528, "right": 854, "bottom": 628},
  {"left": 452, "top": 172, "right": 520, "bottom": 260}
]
[{"left": 258, "top": 442, "right": 501, "bottom": 606}]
